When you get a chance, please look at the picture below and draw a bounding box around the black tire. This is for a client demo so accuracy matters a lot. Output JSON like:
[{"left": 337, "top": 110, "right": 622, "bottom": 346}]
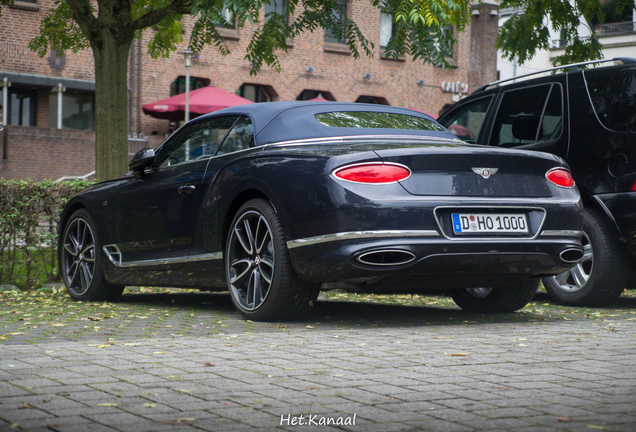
[
  {"left": 225, "top": 198, "right": 319, "bottom": 321},
  {"left": 60, "top": 209, "right": 124, "bottom": 302},
  {"left": 542, "top": 208, "right": 629, "bottom": 306},
  {"left": 450, "top": 279, "right": 539, "bottom": 313}
]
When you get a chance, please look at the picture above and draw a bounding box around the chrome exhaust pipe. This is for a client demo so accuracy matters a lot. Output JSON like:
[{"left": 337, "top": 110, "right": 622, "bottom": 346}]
[
  {"left": 356, "top": 250, "right": 416, "bottom": 266},
  {"left": 559, "top": 247, "right": 584, "bottom": 264}
]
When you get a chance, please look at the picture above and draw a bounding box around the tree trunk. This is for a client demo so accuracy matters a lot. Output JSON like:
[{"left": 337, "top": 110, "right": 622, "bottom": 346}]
[{"left": 91, "top": 32, "right": 133, "bottom": 181}]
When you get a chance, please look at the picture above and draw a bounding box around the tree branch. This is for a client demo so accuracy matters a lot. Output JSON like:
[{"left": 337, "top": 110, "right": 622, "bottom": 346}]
[
  {"left": 133, "top": 0, "right": 193, "bottom": 30},
  {"left": 64, "top": 0, "right": 97, "bottom": 36}
]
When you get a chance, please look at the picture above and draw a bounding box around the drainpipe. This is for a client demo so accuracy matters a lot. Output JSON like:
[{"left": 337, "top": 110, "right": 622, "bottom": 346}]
[
  {"left": 1, "top": 77, "right": 10, "bottom": 126},
  {"left": 137, "top": 36, "right": 142, "bottom": 135},
  {"left": 56, "top": 83, "right": 65, "bottom": 129},
  {"left": 130, "top": 42, "right": 135, "bottom": 136}
]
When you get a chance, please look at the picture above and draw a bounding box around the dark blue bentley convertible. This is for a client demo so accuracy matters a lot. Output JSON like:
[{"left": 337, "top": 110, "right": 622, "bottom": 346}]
[{"left": 58, "top": 102, "right": 584, "bottom": 320}]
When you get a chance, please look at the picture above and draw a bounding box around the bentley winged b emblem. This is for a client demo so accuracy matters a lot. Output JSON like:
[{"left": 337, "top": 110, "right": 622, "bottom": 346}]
[{"left": 472, "top": 167, "right": 499, "bottom": 179}]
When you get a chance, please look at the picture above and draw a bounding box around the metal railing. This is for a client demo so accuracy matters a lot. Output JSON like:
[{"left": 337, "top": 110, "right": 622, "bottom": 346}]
[{"left": 597, "top": 21, "right": 636, "bottom": 35}]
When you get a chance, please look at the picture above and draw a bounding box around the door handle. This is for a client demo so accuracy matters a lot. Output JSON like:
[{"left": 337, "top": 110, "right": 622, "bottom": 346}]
[{"left": 178, "top": 184, "right": 196, "bottom": 197}]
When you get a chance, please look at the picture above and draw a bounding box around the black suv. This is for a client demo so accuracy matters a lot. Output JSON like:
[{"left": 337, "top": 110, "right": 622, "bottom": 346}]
[{"left": 438, "top": 58, "right": 636, "bottom": 306}]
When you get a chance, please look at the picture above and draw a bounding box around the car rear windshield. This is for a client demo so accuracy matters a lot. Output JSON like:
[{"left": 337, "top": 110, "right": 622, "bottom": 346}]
[
  {"left": 315, "top": 111, "right": 444, "bottom": 131},
  {"left": 584, "top": 68, "right": 636, "bottom": 132}
]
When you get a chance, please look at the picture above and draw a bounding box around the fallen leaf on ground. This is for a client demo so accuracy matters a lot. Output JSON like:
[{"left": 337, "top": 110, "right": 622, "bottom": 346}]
[
  {"left": 203, "top": 363, "right": 214, "bottom": 367},
  {"left": 178, "top": 389, "right": 191, "bottom": 394},
  {"left": 177, "top": 418, "right": 196, "bottom": 422},
  {"left": 152, "top": 351, "right": 167, "bottom": 354},
  {"left": 88, "top": 316, "right": 103, "bottom": 321},
  {"left": 556, "top": 416, "right": 570, "bottom": 422},
  {"left": 450, "top": 353, "right": 469, "bottom": 356},
  {"left": 97, "top": 403, "right": 117, "bottom": 407},
  {"left": 143, "top": 403, "right": 156, "bottom": 408},
  {"left": 18, "top": 402, "right": 31, "bottom": 409},
  {"left": 587, "top": 426, "right": 609, "bottom": 430}
]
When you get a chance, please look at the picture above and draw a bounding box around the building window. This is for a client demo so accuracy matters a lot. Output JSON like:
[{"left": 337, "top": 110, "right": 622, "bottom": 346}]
[
  {"left": 170, "top": 76, "right": 209, "bottom": 96},
  {"left": 296, "top": 90, "right": 335, "bottom": 101},
  {"left": 8, "top": 89, "right": 36, "bottom": 126},
  {"left": 324, "top": 0, "right": 347, "bottom": 44},
  {"left": 49, "top": 92, "right": 95, "bottom": 131},
  {"left": 355, "top": 95, "right": 389, "bottom": 105},
  {"left": 442, "top": 26, "right": 453, "bottom": 58},
  {"left": 215, "top": 7, "right": 235, "bottom": 29},
  {"left": 380, "top": 9, "right": 396, "bottom": 48},
  {"left": 239, "top": 84, "right": 272, "bottom": 103},
  {"left": 265, "top": 0, "right": 287, "bottom": 23}
]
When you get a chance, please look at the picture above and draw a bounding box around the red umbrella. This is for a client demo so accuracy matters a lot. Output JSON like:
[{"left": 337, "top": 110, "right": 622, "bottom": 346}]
[
  {"left": 447, "top": 123, "right": 475, "bottom": 140},
  {"left": 142, "top": 85, "right": 253, "bottom": 121},
  {"left": 408, "top": 107, "right": 438, "bottom": 119}
]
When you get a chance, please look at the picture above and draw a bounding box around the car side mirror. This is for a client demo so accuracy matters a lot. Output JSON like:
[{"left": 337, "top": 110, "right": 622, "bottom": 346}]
[{"left": 129, "top": 147, "right": 156, "bottom": 178}]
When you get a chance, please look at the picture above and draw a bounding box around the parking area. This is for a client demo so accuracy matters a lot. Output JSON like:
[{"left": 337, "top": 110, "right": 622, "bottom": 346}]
[{"left": 1, "top": 289, "right": 636, "bottom": 432}]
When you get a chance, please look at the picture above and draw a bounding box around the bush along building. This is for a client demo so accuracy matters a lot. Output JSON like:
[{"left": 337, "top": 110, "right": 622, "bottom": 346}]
[{"left": 0, "top": 0, "right": 500, "bottom": 181}]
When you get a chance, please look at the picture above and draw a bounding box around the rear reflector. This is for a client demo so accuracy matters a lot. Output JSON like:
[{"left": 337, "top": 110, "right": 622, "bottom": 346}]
[
  {"left": 632, "top": 179, "right": 636, "bottom": 192},
  {"left": 546, "top": 168, "right": 575, "bottom": 188},
  {"left": 334, "top": 163, "right": 411, "bottom": 184}
]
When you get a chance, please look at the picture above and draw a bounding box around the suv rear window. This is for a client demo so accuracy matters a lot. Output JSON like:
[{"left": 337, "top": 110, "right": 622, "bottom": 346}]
[
  {"left": 584, "top": 68, "right": 636, "bottom": 132},
  {"left": 315, "top": 112, "right": 444, "bottom": 131}
]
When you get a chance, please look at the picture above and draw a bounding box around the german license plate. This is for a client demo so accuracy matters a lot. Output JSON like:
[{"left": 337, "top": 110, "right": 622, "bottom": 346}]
[{"left": 452, "top": 213, "right": 528, "bottom": 234}]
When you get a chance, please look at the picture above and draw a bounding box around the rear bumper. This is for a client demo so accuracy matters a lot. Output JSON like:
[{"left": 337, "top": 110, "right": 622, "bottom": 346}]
[{"left": 288, "top": 230, "right": 583, "bottom": 286}]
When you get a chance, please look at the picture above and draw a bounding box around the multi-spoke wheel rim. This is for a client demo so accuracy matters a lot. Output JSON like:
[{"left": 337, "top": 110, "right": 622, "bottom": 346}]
[
  {"left": 549, "top": 231, "right": 593, "bottom": 292},
  {"left": 465, "top": 287, "right": 493, "bottom": 299},
  {"left": 62, "top": 218, "right": 96, "bottom": 297},
  {"left": 227, "top": 210, "right": 275, "bottom": 311}
]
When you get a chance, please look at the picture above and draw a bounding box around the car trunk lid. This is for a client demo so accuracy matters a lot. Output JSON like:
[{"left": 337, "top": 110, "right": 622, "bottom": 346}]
[{"left": 374, "top": 146, "right": 558, "bottom": 197}]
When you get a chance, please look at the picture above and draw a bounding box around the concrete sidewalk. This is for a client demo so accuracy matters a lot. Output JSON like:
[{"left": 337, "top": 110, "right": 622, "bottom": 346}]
[{"left": 1, "top": 293, "right": 636, "bottom": 431}]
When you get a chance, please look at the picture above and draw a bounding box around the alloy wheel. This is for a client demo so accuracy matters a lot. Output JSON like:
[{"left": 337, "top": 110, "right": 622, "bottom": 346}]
[
  {"left": 62, "top": 218, "right": 96, "bottom": 296},
  {"left": 549, "top": 232, "right": 593, "bottom": 292},
  {"left": 227, "top": 210, "right": 275, "bottom": 311}
]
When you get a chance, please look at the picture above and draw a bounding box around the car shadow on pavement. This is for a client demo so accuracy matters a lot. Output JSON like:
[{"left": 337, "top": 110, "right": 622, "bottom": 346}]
[{"left": 111, "top": 290, "right": 620, "bottom": 329}]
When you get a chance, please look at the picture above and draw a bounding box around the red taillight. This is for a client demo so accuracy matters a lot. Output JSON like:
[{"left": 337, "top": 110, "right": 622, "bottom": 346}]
[
  {"left": 334, "top": 163, "right": 411, "bottom": 184},
  {"left": 546, "top": 168, "right": 575, "bottom": 188},
  {"left": 631, "top": 179, "right": 636, "bottom": 192}
]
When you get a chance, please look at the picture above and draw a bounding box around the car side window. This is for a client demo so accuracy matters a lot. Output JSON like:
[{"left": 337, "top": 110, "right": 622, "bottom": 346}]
[
  {"left": 158, "top": 116, "right": 239, "bottom": 168},
  {"left": 438, "top": 96, "right": 492, "bottom": 143},
  {"left": 216, "top": 116, "right": 255, "bottom": 156},
  {"left": 489, "top": 84, "right": 562, "bottom": 147}
]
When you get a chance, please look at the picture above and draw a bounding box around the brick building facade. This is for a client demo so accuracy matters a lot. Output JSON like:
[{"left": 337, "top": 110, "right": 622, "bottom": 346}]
[{"left": 0, "top": 0, "right": 499, "bottom": 180}]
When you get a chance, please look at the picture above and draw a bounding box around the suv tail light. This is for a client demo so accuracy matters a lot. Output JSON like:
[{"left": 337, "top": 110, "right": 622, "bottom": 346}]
[
  {"left": 546, "top": 168, "right": 575, "bottom": 188},
  {"left": 631, "top": 178, "right": 636, "bottom": 192},
  {"left": 333, "top": 163, "right": 411, "bottom": 184}
]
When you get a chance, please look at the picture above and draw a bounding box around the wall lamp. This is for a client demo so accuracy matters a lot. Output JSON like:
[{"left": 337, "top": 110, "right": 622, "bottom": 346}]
[
  {"left": 416, "top": 80, "right": 424, "bottom": 86},
  {"left": 363, "top": 73, "right": 371, "bottom": 80},
  {"left": 306, "top": 67, "right": 314, "bottom": 73}
]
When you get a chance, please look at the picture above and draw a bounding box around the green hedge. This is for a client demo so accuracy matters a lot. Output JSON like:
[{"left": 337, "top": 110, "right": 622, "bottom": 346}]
[{"left": 0, "top": 179, "right": 91, "bottom": 290}]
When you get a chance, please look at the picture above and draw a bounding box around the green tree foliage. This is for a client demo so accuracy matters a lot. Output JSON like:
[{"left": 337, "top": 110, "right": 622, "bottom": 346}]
[
  {"left": 0, "top": 0, "right": 471, "bottom": 180},
  {"left": 497, "top": 0, "right": 636, "bottom": 67}
]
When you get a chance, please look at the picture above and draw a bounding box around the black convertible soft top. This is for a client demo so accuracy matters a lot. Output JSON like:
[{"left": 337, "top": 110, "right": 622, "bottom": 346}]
[{"left": 195, "top": 101, "right": 458, "bottom": 145}]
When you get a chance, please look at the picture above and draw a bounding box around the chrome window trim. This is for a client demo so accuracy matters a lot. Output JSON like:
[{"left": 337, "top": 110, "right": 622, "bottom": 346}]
[
  {"left": 286, "top": 230, "right": 440, "bottom": 249},
  {"left": 102, "top": 245, "right": 222, "bottom": 268},
  {"left": 433, "top": 205, "right": 547, "bottom": 241},
  {"left": 264, "top": 134, "right": 462, "bottom": 148}
]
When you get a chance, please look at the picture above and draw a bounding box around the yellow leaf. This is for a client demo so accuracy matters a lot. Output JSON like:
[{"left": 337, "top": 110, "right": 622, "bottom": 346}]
[
  {"left": 178, "top": 389, "right": 191, "bottom": 394},
  {"left": 306, "top": 325, "right": 314, "bottom": 329},
  {"left": 97, "top": 403, "right": 117, "bottom": 407},
  {"left": 97, "top": 345, "right": 111, "bottom": 349},
  {"left": 178, "top": 418, "right": 196, "bottom": 422},
  {"left": 518, "top": 344, "right": 527, "bottom": 347},
  {"left": 152, "top": 351, "right": 167, "bottom": 354},
  {"left": 143, "top": 403, "right": 156, "bottom": 408},
  {"left": 587, "top": 426, "right": 608, "bottom": 430},
  {"left": 10, "top": 424, "right": 19, "bottom": 428},
  {"left": 450, "top": 353, "right": 469, "bottom": 356},
  {"left": 332, "top": 374, "right": 344, "bottom": 377}
]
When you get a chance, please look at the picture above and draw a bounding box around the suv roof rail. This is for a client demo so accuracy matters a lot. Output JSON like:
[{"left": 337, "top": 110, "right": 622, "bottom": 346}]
[{"left": 474, "top": 57, "right": 636, "bottom": 94}]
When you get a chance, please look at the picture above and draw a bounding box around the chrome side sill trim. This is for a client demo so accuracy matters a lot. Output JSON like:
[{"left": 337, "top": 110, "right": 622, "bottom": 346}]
[
  {"left": 540, "top": 230, "right": 584, "bottom": 238},
  {"left": 102, "top": 246, "right": 222, "bottom": 268},
  {"left": 286, "top": 230, "right": 440, "bottom": 249}
]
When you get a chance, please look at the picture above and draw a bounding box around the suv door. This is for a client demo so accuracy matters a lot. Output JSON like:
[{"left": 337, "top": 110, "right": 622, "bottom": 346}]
[
  {"left": 438, "top": 95, "right": 495, "bottom": 144},
  {"left": 486, "top": 80, "right": 568, "bottom": 158}
]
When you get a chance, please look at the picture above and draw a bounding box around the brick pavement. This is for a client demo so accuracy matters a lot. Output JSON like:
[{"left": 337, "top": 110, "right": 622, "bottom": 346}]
[{"left": 1, "top": 293, "right": 636, "bottom": 431}]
